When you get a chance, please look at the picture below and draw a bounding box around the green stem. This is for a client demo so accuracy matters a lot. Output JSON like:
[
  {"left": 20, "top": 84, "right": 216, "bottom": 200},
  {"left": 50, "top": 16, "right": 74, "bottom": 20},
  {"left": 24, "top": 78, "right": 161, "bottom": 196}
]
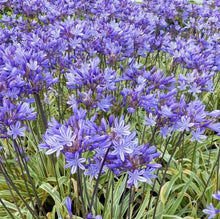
[
  {"left": 0, "top": 198, "right": 16, "bottom": 219},
  {"left": 118, "top": 175, "right": 128, "bottom": 219},
  {"left": 89, "top": 147, "right": 110, "bottom": 212},
  {"left": 127, "top": 186, "right": 133, "bottom": 219},
  {"left": 77, "top": 168, "right": 87, "bottom": 217},
  {"left": 0, "top": 161, "right": 38, "bottom": 218},
  {"left": 34, "top": 93, "right": 48, "bottom": 131},
  {"left": 191, "top": 141, "right": 198, "bottom": 171}
]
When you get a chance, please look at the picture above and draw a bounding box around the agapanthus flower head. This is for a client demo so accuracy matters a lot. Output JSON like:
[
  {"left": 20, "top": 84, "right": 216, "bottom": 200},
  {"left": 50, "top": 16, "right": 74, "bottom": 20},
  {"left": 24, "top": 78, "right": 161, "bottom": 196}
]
[
  {"left": 159, "top": 125, "right": 173, "bottom": 139},
  {"left": 208, "top": 110, "right": 220, "bottom": 118},
  {"left": 67, "top": 95, "right": 78, "bottom": 112},
  {"left": 27, "top": 60, "right": 39, "bottom": 71},
  {"left": 97, "top": 95, "right": 113, "bottom": 112},
  {"left": 44, "top": 137, "right": 63, "bottom": 157},
  {"left": 142, "top": 168, "right": 157, "bottom": 185},
  {"left": 16, "top": 102, "right": 37, "bottom": 121}
]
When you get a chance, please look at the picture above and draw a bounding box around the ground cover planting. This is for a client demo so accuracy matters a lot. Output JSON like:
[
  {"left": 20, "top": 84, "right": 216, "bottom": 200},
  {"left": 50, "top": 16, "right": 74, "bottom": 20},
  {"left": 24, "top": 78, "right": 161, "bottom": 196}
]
[{"left": 0, "top": 0, "right": 220, "bottom": 218}]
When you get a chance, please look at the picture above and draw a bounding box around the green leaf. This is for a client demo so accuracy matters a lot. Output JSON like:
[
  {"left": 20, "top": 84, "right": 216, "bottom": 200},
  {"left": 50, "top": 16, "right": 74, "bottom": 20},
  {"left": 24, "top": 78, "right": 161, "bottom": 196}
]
[
  {"left": 167, "top": 177, "right": 193, "bottom": 215},
  {"left": 163, "top": 215, "right": 183, "bottom": 219},
  {"left": 135, "top": 189, "right": 151, "bottom": 219},
  {"left": 40, "top": 183, "right": 61, "bottom": 205},
  {"left": 160, "top": 169, "right": 181, "bottom": 205},
  {"left": 155, "top": 202, "right": 164, "bottom": 219}
]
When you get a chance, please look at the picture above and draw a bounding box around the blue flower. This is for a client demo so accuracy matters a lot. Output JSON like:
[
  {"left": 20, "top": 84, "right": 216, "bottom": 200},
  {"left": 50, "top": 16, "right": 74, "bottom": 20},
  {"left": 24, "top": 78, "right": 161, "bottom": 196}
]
[
  {"left": 159, "top": 126, "right": 173, "bottom": 139},
  {"left": 55, "top": 125, "right": 76, "bottom": 147},
  {"left": 65, "top": 152, "right": 86, "bottom": 174},
  {"left": 176, "top": 116, "right": 194, "bottom": 132},
  {"left": 160, "top": 105, "right": 174, "bottom": 118},
  {"left": 7, "top": 121, "right": 26, "bottom": 139},
  {"left": 212, "top": 191, "right": 220, "bottom": 201},
  {"left": 65, "top": 196, "right": 72, "bottom": 217},
  {"left": 17, "top": 102, "right": 37, "bottom": 121},
  {"left": 113, "top": 117, "right": 131, "bottom": 137},
  {"left": 188, "top": 83, "right": 201, "bottom": 96},
  {"left": 67, "top": 95, "right": 78, "bottom": 112},
  {"left": 191, "top": 128, "right": 207, "bottom": 143},
  {"left": 208, "top": 110, "right": 220, "bottom": 118},
  {"left": 127, "top": 169, "right": 147, "bottom": 188},
  {"left": 111, "top": 139, "right": 133, "bottom": 161},
  {"left": 142, "top": 168, "right": 157, "bottom": 185},
  {"left": 27, "top": 60, "right": 39, "bottom": 71},
  {"left": 84, "top": 160, "right": 102, "bottom": 181},
  {"left": 97, "top": 95, "right": 113, "bottom": 112},
  {"left": 43, "top": 135, "right": 63, "bottom": 157},
  {"left": 203, "top": 203, "right": 220, "bottom": 219},
  {"left": 87, "top": 213, "right": 102, "bottom": 219},
  {"left": 127, "top": 107, "right": 135, "bottom": 114},
  {"left": 207, "top": 123, "right": 220, "bottom": 134},
  {"left": 144, "top": 113, "right": 157, "bottom": 126}
]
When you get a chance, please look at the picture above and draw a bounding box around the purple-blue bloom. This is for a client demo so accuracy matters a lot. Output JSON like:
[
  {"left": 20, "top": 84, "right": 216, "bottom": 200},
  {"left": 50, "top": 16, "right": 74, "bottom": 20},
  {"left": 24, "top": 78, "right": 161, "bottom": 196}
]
[
  {"left": 188, "top": 83, "right": 201, "bottom": 96},
  {"left": 144, "top": 113, "right": 157, "bottom": 126},
  {"left": 160, "top": 105, "right": 174, "bottom": 118},
  {"left": 176, "top": 116, "right": 194, "bottom": 132},
  {"left": 207, "top": 123, "right": 220, "bottom": 134},
  {"left": 67, "top": 95, "right": 78, "bottom": 112},
  {"left": 87, "top": 213, "right": 102, "bottom": 219},
  {"left": 159, "top": 126, "right": 173, "bottom": 139},
  {"left": 97, "top": 95, "right": 113, "bottom": 112},
  {"left": 113, "top": 117, "right": 131, "bottom": 137},
  {"left": 203, "top": 203, "right": 220, "bottom": 219},
  {"left": 65, "top": 196, "right": 72, "bottom": 217},
  {"left": 7, "top": 121, "right": 26, "bottom": 139},
  {"left": 3, "top": 0, "right": 219, "bottom": 217},
  {"left": 207, "top": 110, "right": 220, "bottom": 118},
  {"left": 43, "top": 135, "right": 63, "bottom": 157},
  {"left": 54, "top": 125, "right": 76, "bottom": 147},
  {"left": 142, "top": 168, "right": 157, "bottom": 185},
  {"left": 191, "top": 128, "right": 207, "bottom": 143},
  {"left": 84, "top": 162, "right": 101, "bottom": 181},
  {"left": 27, "top": 60, "right": 39, "bottom": 71},
  {"left": 212, "top": 191, "right": 220, "bottom": 201},
  {"left": 127, "top": 169, "right": 147, "bottom": 188},
  {"left": 111, "top": 139, "right": 133, "bottom": 161},
  {"left": 65, "top": 152, "right": 86, "bottom": 174}
]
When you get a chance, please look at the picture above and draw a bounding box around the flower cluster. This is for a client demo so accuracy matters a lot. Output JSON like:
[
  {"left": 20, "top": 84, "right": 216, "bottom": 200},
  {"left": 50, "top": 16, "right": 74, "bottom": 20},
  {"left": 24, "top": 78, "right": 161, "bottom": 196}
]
[{"left": 39, "top": 111, "right": 161, "bottom": 188}]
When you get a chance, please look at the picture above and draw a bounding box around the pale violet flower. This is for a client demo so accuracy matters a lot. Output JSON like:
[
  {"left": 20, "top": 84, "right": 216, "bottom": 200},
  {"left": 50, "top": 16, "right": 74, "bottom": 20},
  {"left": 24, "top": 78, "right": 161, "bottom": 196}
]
[
  {"left": 7, "top": 121, "right": 26, "bottom": 139},
  {"left": 144, "top": 113, "right": 157, "bottom": 126},
  {"left": 127, "top": 169, "right": 147, "bottom": 188},
  {"left": 65, "top": 152, "right": 86, "bottom": 174}
]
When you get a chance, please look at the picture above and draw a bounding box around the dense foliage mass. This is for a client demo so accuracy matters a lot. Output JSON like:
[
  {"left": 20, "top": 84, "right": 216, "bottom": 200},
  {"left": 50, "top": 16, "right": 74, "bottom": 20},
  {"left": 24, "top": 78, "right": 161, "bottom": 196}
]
[{"left": 0, "top": 0, "right": 220, "bottom": 218}]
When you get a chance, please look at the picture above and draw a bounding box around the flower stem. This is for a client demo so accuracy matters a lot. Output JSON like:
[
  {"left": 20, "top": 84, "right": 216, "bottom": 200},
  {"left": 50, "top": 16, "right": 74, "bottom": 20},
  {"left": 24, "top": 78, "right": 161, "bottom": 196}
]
[{"left": 89, "top": 147, "right": 110, "bottom": 212}]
